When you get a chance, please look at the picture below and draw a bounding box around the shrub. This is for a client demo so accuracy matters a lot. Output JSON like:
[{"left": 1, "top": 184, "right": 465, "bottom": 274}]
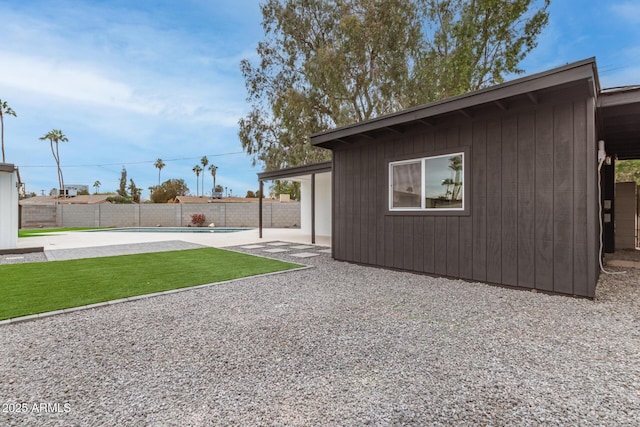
[
  {"left": 106, "top": 195, "right": 131, "bottom": 204},
  {"left": 191, "top": 213, "right": 205, "bottom": 227}
]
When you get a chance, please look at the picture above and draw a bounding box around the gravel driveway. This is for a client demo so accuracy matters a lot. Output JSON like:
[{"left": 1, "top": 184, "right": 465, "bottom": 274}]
[{"left": 1, "top": 243, "right": 639, "bottom": 426}]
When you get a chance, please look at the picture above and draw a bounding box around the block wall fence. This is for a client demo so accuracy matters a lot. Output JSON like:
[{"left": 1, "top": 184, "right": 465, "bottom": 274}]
[{"left": 20, "top": 203, "right": 301, "bottom": 229}]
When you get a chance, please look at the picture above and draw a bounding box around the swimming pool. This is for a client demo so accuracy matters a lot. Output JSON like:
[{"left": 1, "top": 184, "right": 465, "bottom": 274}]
[{"left": 89, "top": 227, "right": 253, "bottom": 233}]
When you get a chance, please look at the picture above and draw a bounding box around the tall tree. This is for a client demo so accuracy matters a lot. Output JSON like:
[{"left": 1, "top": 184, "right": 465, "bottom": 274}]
[
  {"left": 240, "top": 0, "right": 549, "bottom": 170},
  {"left": 118, "top": 166, "right": 128, "bottom": 197},
  {"left": 154, "top": 158, "right": 166, "bottom": 186},
  {"left": 150, "top": 179, "right": 190, "bottom": 203},
  {"left": 39, "top": 129, "right": 68, "bottom": 197},
  {"left": 208, "top": 164, "right": 218, "bottom": 194},
  {"left": 0, "top": 99, "right": 17, "bottom": 163},
  {"left": 93, "top": 180, "right": 101, "bottom": 194},
  {"left": 414, "top": 0, "right": 550, "bottom": 101},
  {"left": 240, "top": 0, "right": 423, "bottom": 171},
  {"left": 272, "top": 180, "right": 301, "bottom": 201},
  {"left": 200, "top": 156, "right": 209, "bottom": 196},
  {"left": 128, "top": 179, "right": 141, "bottom": 203},
  {"left": 192, "top": 165, "right": 202, "bottom": 196}
]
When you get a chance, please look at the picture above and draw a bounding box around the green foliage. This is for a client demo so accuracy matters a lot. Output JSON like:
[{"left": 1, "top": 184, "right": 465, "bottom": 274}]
[
  {"left": 77, "top": 189, "right": 90, "bottom": 196},
  {"left": 118, "top": 166, "right": 128, "bottom": 197},
  {"left": 246, "top": 190, "right": 256, "bottom": 198},
  {"left": 416, "top": 0, "right": 550, "bottom": 100},
  {"left": 240, "top": 0, "right": 549, "bottom": 171},
  {"left": 106, "top": 195, "right": 131, "bottom": 204},
  {"left": 128, "top": 179, "right": 141, "bottom": 203},
  {"left": 150, "top": 178, "right": 190, "bottom": 203},
  {"left": 272, "top": 180, "right": 301, "bottom": 201},
  {"left": 93, "top": 180, "right": 101, "bottom": 194},
  {"left": 18, "top": 227, "right": 111, "bottom": 237},
  {"left": 0, "top": 248, "right": 301, "bottom": 320},
  {"left": 615, "top": 159, "right": 640, "bottom": 185},
  {"left": 0, "top": 98, "right": 17, "bottom": 163}
]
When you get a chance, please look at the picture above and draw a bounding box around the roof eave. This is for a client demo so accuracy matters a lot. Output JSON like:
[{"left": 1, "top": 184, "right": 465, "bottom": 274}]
[{"left": 258, "top": 161, "right": 332, "bottom": 181}]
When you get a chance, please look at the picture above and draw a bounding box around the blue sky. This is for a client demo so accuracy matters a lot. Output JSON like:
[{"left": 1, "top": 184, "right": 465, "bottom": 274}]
[{"left": 1, "top": 0, "right": 639, "bottom": 198}]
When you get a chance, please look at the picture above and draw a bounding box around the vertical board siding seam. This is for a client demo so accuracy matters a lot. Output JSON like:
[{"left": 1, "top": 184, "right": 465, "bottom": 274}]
[
  {"left": 551, "top": 105, "right": 556, "bottom": 292},
  {"left": 581, "top": 99, "right": 590, "bottom": 294},
  {"left": 567, "top": 102, "right": 576, "bottom": 295},
  {"left": 571, "top": 101, "right": 578, "bottom": 295},
  {"left": 499, "top": 117, "right": 503, "bottom": 284},
  {"left": 587, "top": 98, "right": 597, "bottom": 295},
  {"left": 533, "top": 112, "right": 537, "bottom": 289},
  {"left": 484, "top": 122, "right": 487, "bottom": 280},
  {"left": 515, "top": 114, "right": 520, "bottom": 285},
  {"left": 483, "top": 121, "right": 488, "bottom": 281}
]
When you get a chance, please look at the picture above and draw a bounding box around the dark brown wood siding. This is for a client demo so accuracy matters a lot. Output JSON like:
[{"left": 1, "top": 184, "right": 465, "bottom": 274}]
[{"left": 331, "top": 96, "right": 599, "bottom": 297}]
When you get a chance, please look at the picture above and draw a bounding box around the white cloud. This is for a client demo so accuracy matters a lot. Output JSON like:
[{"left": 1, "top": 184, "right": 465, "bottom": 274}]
[
  {"left": 0, "top": 52, "right": 159, "bottom": 114},
  {"left": 610, "top": 2, "right": 640, "bottom": 23},
  {"left": 0, "top": 0, "right": 264, "bottom": 195},
  {"left": 0, "top": 1, "right": 252, "bottom": 127}
]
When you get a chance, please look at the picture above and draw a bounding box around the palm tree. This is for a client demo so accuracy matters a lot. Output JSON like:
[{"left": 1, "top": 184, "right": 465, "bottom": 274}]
[
  {"left": 200, "top": 156, "right": 208, "bottom": 196},
  {"left": 154, "top": 158, "right": 165, "bottom": 186},
  {"left": 441, "top": 178, "right": 454, "bottom": 199},
  {"left": 0, "top": 99, "right": 17, "bottom": 163},
  {"left": 93, "top": 180, "right": 101, "bottom": 194},
  {"left": 192, "top": 165, "right": 202, "bottom": 196},
  {"left": 208, "top": 164, "right": 217, "bottom": 195},
  {"left": 39, "top": 129, "right": 68, "bottom": 198},
  {"left": 448, "top": 155, "right": 463, "bottom": 201}
]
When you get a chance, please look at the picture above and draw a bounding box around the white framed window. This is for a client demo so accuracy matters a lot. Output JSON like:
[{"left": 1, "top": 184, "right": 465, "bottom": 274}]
[{"left": 389, "top": 152, "right": 464, "bottom": 211}]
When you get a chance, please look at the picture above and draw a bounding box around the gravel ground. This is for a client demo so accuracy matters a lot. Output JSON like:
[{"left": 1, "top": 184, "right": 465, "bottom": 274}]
[
  {"left": 1, "top": 244, "right": 639, "bottom": 426},
  {"left": 0, "top": 252, "right": 47, "bottom": 265}
]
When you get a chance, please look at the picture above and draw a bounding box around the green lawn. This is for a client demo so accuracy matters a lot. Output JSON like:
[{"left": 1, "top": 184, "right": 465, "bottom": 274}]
[
  {"left": 19, "top": 227, "right": 110, "bottom": 237},
  {"left": 0, "top": 248, "right": 301, "bottom": 320}
]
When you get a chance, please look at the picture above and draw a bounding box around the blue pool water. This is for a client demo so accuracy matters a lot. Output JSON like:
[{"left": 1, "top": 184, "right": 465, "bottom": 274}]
[{"left": 89, "top": 227, "right": 252, "bottom": 233}]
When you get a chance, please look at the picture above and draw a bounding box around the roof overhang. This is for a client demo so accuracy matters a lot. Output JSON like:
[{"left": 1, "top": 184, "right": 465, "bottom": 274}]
[
  {"left": 312, "top": 58, "right": 599, "bottom": 149},
  {"left": 258, "top": 161, "right": 332, "bottom": 181},
  {"left": 597, "top": 87, "right": 640, "bottom": 160},
  {"left": 0, "top": 163, "right": 16, "bottom": 173}
]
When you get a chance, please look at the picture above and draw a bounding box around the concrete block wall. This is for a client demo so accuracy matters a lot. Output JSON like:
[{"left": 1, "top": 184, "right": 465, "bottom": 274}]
[
  {"left": 180, "top": 204, "right": 226, "bottom": 227},
  {"left": 20, "top": 204, "right": 57, "bottom": 228},
  {"left": 99, "top": 204, "right": 137, "bottom": 227},
  {"left": 270, "top": 203, "right": 301, "bottom": 228},
  {"left": 139, "top": 204, "right": 180, "bottom": 227},
  {"left": 225, "top": 204, "right": 258, "bottom": 227},
  {"left": 21, "top": 202, "right": 301, "bottom": 229},
  {"left": 59, "top": 204, "right": 95, "bottom": 227}
]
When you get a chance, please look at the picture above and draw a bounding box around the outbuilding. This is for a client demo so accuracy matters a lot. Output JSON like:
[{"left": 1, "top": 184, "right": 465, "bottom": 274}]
[{"left": 308, "top": 57, "right": 640, "bottom": 298}]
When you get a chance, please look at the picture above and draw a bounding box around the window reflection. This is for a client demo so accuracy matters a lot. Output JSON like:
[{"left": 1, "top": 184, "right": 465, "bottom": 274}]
[
  {"left": 392, "top": 161, "right": 421, "bottom": 208},
  {"left": 425, "top": 154, "right": 463, "bottom": 209},
  {"left": 389, "top": 152, "right": 464, "bottom": 211}
]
